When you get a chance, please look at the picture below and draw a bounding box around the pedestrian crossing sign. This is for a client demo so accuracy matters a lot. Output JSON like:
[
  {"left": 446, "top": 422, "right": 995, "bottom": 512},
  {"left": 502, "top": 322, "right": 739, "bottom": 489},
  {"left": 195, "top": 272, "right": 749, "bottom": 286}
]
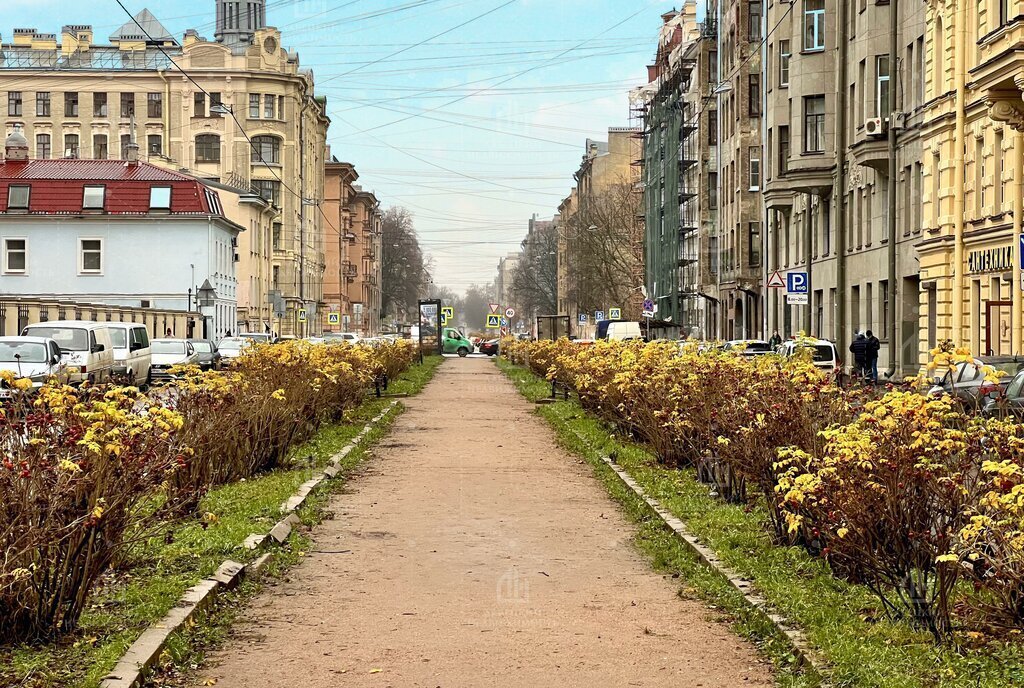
[
  {"left": 328, "top": 312, "right": 340, "bottom": 325},
  {"left": 298, "top": 309, "right": 307, "bottom": 323},
  {"left": 442, "top": 306, "right": 454, "bottom": 320},
  {"left": 609, "top": 307, "right": 621, "bottom": 320},
  {"left": 486, "top": 314, "right": 501, "bottom": 329}
]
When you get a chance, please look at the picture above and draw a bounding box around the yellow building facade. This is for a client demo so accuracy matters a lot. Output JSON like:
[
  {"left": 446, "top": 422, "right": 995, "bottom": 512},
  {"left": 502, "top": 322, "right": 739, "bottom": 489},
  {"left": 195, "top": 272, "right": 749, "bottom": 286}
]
[
  {"left": 0, "top": 4, "right": 329, "bottom": 336},
  {"left": 920, "top": 1, "right": 1024, "bottom": 359}
]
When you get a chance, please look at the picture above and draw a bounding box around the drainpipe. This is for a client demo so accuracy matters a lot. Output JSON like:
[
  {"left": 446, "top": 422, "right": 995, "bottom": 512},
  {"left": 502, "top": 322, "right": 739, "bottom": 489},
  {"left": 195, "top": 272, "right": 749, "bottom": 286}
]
[
  {"left": 886, "top": 0, "right": 899, "bottom": 378},
  {"left": 158, "top": 69, "right": 170, "bottom": 157},
  {"left": 951, "top": 0, "right": 967, "bottom": 345},
  {"left": 1013, "top": 123, "right": 1023, "bottom": 356},
  {"left": 835, "top": 0, "right": 849, "bottom": 352}
]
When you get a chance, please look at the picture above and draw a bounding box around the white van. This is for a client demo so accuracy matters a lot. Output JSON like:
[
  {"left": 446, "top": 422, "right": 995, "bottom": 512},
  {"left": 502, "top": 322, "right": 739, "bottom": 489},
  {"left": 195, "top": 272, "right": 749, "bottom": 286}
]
[
  {"left": 108, "top": 323, "right": 152, "bottom": 386},
  {"left": 777, "top": 338, "right": 841, "bottom": 377},
  {"left": 597, "top": 320, "right": 643, "bottom": 341},
  {"left": 22, "top": 320, "right": 115, "bottom": 385}
]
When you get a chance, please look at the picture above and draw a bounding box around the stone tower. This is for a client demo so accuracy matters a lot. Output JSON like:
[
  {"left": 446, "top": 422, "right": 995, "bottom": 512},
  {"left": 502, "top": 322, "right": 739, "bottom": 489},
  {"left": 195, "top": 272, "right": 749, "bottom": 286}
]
[{"left": 215, "top": 0, "right": 266, "bottom": 47}]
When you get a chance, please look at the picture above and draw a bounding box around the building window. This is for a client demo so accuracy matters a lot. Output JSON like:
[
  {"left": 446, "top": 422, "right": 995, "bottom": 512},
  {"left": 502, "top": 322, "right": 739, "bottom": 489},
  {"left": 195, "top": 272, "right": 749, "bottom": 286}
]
[
  {"left": 272, "top": 265, "right": 280, "bottom": 289},
  {"left": 35, "top": 134, "right": 50, "bottom": 159},
  {"left": 195, "top": 92, "right": 206, "bottom": 118},
  {"left": 93, "top": 92, "right": 107, "bottom": 117},
  {"left": 82, "top": 185, "right": 105, "bottom": 210},
  {"left": 147, "top": 134, "right": 162, "bottom": 156},
  {"left": 251, "top": 135, "right": 281, "bottom": 164},
  {"left": 278, "top": 95, "right": 285, "bottom": 119},
  {"left": 709, "top": 171, "right": 718, "bottom": 209},
  {"left": 120, "top": 134, "right": 133, "bottom": 159},
  {"left": 147, "top": 93, "right": 162, "bottom": 118},
  {"left": 1000, "top": 0, "right": 1011, "bottom": 25},
  {"left": 778, "top": 125, "right": 790, "bottom": 174},
  {"left": 252, "top": 179, "right": 281, "bottom": 206},
  {"left": 35, "top": 91, "right": 49, "bottom": 117},
  {"left": 748, "top": 222, "right": 761, "bottom": 267},
  {"left": 195, "top": 134, "right": 221, "bottom": 162},
  {"left": 4, "top": 238, "right": 26, "bottom": 273},
  {"left": 880, "top": 279, "right": 889, "bottom": 339},
  {"left": 120, "top": 92, "right": 134, "bottom": 118},
  {"left": 803, "top": 95, "right": 825, "bottom": 153},
  {"left": 8, "top": 185, "right": 30, "bottom": 210},
  {"left": 749, "top": 146, "right": 761, "bottom": 190},
  {"left": 150, "top": 186, "right": 172, "bottom": 210},
  {"left": 779, "top": 40, "right": 791, "bottom": 86},
  {"left": 708, "top": 50, "right": 717, "bottom": 83},
  {"left": 209, "top": 92, "right": 223, "bottom": 116},
  {"left": 708, "top": 112, "right": 718, "bottom": 145},
  {"left": 748, "top": 74, "right": 761, "bottom": 116},
  {"left": 748, "top": 1, "right": 762, "bottom": 40},
  {"left": 272, "top": 222, "right": 281, "bottom": 249},
  {"left": 249, "top": 94, "right": 260, "bottom": 118},
  {"left": 264, "top": 94, "right": 275, "bottom": 119},
  {"left": 64, "top": 91, "right": 78, "bottom": 117},
  {"left": 93, "top": 134, "right": 108, "bottom": 159},
  {"left": 7, "top": 91, "right": 22, "bottom": 117},
  {"left": 79, "top": 238, "right": 103, "bottom": 274},
  {"left": 876, "top": 55, "right": 890, "bottom": 118},
  {"left": 804, "top": 0, "right": 825, "bottom": 52},
  {"left": 64, "top": 134, "right": 79, "bottom": 159}
]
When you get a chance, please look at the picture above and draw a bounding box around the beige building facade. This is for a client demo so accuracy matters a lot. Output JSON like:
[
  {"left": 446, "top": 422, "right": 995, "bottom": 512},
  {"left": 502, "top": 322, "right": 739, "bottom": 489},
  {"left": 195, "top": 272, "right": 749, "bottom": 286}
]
[
  {"left": 919, "top": 1, "right": 1024, "bottom": 360},
  {"left": 0, "top": 1, "right": 330, "bottom": 336}
]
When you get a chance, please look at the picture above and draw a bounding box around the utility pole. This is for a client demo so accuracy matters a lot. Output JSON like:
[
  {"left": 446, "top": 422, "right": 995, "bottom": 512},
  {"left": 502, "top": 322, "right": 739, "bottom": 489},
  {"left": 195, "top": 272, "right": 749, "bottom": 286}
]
[
  {"left": 886, "top": 0, "right": 899, "bottom": 376},
  {"left": 298, "top": 96, "right": 306, "bottom": 338},
  {"left": 835, "top": 0, "right": 849, "bottom": 355}
]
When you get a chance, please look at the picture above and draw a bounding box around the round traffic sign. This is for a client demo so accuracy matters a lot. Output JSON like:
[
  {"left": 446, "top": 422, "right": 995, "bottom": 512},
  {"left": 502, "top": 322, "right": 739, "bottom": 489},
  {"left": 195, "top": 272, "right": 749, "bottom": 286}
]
[{"left": 505, "top": 307, "right": 516, "bottom": 318}]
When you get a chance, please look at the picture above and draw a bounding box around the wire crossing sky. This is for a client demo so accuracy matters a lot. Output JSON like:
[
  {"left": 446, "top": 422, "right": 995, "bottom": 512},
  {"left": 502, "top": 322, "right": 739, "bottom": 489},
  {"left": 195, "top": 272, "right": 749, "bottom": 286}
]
[{"left": 6, "top": 0, "right": 679, "bottom": 290}]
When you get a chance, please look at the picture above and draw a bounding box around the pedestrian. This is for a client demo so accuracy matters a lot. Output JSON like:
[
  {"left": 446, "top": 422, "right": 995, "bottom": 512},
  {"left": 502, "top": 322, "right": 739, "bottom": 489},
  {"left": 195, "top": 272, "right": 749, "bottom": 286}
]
[
  {"left": 225, "top": 329, "right": 232, "bottom": 338},
  {"left": 165, "top": 327, "right": 172, "bottom": 338},
  {"left": 866, "top": 329, "right": 881, "bottom": 383},
  {"left": 849, "top": 332, "right": 869, "bottom": 381},
  {"left": 768, "top": 328, "right": 782, "bottom": 349}
]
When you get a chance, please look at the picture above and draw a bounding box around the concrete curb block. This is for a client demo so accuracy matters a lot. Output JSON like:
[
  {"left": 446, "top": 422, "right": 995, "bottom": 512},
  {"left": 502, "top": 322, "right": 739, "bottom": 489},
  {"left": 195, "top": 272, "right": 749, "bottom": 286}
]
[
  {"left": 563, "top": 424, "right": 829, "bottom": 680},
  {"left": 100, "top": 400, "right": 402, "bottom": 688}
]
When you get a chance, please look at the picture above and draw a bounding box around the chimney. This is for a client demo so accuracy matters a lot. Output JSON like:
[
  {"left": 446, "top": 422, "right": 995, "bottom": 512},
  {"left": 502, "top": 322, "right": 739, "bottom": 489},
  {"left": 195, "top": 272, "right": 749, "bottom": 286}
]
[
  {"left": 124, "top": 141, "right": 140, "bottom": 164},
  {"left": 5, "top": 126, "right": 29, "bottom": 162}
]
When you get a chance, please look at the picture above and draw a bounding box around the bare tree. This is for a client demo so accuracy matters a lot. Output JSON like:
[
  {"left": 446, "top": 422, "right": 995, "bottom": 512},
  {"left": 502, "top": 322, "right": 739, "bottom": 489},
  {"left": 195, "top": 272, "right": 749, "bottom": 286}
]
[
  {"left": 509, "top": 223, "right": 558, "bottom": 317},
  {"left": 565, "top": 179, "right": 643, "bottom": 318},
  {"left": 462, "top": 283, "right": 494, "bottom": 331},
  {"left": 381, "top": 207, "right": 431, "bottom": 324}
]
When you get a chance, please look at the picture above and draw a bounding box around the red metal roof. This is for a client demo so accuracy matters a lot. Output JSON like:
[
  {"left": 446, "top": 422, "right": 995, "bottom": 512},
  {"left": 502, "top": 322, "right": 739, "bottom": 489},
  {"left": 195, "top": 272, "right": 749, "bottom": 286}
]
[{"left": 0, "top": 159, "right": 221, "bottom": 215}]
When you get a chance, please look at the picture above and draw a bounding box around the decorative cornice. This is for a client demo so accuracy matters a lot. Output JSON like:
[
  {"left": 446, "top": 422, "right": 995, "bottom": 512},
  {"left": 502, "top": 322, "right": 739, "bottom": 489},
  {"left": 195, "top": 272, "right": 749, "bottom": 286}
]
[{"left": 986, "top": 97, "right": 1024, "bottom": 131}]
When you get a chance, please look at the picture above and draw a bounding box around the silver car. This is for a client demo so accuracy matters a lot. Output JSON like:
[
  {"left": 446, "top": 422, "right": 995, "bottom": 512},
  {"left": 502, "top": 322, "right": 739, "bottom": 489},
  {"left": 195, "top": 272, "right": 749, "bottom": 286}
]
[{"left": 150, "top": 339, "right": 200, "bottom": 382}]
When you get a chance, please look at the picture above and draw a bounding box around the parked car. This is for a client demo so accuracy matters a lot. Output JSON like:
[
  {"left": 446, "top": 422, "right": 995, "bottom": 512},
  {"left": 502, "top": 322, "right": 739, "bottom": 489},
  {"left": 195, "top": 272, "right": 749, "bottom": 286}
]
[
  {"left": 107, "top": 322, "right": 152, "bottom": 386},
  {"left": 188, "top": 339, "right": 222, "bottom": 371},
  {"left": 217, "top": 336, "right": 251, "bottom": 362},
  {"left": 479, "top": 339, "right": 500, "bottom": 356},
  {"left": 323, "top": 332, "right": 360, "bottom": 344},
  {"left": 149, "top": 339, "right": 200, "bottom": 382},
  {"left": 442, "top": 328, "right": 473, "bottom": 356},
  {"left": 596, "top": 320, "right": 643, "bottom": 341},
  {"left": 721, "top": 339, "right": 774, "bottom": 357},
  {"left": 22, "top": 320, "right": 115, "bottom": 384},
  {"left": 776, "top": 339, "right": 841, "bottom": 377},
  {"left": 239, "top": 332, "right": 273, "bottom": 345},
  {"left": 929, "top": 356, "right": 1024, "bottom": 409},
  {"left": 0, "top": 336, "right": 68, "bottom": 398},
  {"left": 981, "top": 368, "right": 1024, "bottom": 417}
]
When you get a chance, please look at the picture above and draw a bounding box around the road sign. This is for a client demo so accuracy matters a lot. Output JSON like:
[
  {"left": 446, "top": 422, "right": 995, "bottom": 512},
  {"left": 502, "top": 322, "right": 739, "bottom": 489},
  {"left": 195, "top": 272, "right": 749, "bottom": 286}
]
[
  {"left": 786, "top": 294, "right": 809, "bottom": 305},
  {"left": 298, "top": 309, "right": 307, "bottom": 323},
  {"left": 642, "top": 309, "right": 655, "bottom": 318},
  {"left": 440, "top": 314, "right": 448, "bottom": 326},
  {"left": 489, "top": 303, "right": 501, "bottom": 314},
  {"left": 767, "top": 270, "right": 786, "bottom": 289},
  {"left": 642, "top": 298, "right": 655, "bottom": 312},
  {"left": 441, "top": 306, "right": 454, "bottom": 320},
  {"left": 327, "top": 312, "right": 340, "bottom": 326},
  {"left": 579, "top": 313, "right": 588, "bottom": 324},
  {"left": 608, "top": 307, "right": 621, "bottom": 320},
  {"left": 501, "top": 317, "right": 508, "bottom": 327},
  {"left": 595, "top": 310, "right": 605, "bottom": 321},
  {"left": 787, "top": 272, "right": 809, "bottom": 294},
  {"left": 486, "top": 314, "right": 501, "bottom": 329},
  {"left": 505, "top": 307, "right": 516, "bottom": 319}
]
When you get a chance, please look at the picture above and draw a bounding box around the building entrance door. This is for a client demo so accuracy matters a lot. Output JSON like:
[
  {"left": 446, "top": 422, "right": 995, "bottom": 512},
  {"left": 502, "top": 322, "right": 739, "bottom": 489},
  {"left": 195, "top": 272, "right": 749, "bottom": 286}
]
[{"left": 985, "top": 300, "right": 1013, "bottom": 355}]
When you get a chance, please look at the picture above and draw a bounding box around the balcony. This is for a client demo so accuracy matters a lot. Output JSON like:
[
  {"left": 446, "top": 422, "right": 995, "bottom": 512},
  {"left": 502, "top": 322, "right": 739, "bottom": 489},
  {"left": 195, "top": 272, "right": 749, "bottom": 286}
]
[{"left": 342, "top": 262, "right": 357, "bottom": 281}]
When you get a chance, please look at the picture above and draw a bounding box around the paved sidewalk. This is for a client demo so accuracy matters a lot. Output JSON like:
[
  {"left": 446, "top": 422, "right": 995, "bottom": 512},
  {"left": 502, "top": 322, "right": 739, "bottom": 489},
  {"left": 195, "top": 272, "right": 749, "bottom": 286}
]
[{"left": 197, "top": 359, "right": 773, "bottom": 687}]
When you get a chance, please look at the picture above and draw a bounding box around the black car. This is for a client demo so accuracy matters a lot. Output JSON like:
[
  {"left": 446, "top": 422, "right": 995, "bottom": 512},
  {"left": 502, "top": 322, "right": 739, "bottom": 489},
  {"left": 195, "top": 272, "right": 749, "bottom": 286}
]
[
  {"left": 982, "top": 368, "right": 1024, "bottom": 418},
  {"left": 479, "top": 339, "right": 499, "bottom": 356},
  {"left": 929, "top": 356, "right": 1024, "bottom": 410},
  {"left": 188, "top": 339, "right": 222, "bottom": 371}
]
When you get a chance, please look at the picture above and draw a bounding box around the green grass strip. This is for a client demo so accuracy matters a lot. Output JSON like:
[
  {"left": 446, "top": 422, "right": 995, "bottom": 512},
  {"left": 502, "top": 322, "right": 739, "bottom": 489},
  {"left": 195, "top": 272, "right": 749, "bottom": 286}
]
[{"left": 498, "top": 359, "right": 1024, "bottom": 688}]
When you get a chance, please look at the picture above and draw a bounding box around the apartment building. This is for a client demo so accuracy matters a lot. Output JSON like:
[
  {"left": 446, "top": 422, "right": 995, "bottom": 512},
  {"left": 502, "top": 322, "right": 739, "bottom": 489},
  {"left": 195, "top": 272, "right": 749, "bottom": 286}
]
[
  {"left": 348, "top": 187, "right": 382, "bottom": 336},
  {"left": 762, "top": 0, "right": 926, "bottom": 375},
  {"left": 0, "top": 0, "right": 330, "bottom": 336},
  {"left": 919, "top": 2, "right": 1024, "bottom": 361}
]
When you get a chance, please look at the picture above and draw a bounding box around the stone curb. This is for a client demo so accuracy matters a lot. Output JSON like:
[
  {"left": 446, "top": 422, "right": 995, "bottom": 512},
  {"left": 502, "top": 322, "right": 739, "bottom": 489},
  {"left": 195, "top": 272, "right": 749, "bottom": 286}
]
[
  {"left": 562, "top": 424, "right": 830, "bottom": 681},
  {"left": 100, "top": 400, "right": 401, "bottom": 688}
]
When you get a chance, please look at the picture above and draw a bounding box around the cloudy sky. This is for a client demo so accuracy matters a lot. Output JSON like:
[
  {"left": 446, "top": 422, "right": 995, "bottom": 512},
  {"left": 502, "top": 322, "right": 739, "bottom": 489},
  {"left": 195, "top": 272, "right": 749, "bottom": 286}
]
[{"left": 5, "top": 0, "right": 686, "bottom": 293}]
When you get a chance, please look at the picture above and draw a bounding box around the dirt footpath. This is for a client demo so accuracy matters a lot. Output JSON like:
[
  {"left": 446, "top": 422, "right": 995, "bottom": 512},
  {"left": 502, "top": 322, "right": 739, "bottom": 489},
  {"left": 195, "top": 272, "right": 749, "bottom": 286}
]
[{"left": 197, "top": 358, "right": 774, "bottom": 687}]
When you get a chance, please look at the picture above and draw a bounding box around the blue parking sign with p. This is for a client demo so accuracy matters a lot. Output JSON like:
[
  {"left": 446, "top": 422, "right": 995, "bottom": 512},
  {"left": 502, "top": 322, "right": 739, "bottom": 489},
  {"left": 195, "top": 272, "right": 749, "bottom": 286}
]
[
  {"left": 579, "top": 313, "right": 588, "bottom": 324},
  {"left": 787, "top": 272, "right": 808, "bottom": 294}
]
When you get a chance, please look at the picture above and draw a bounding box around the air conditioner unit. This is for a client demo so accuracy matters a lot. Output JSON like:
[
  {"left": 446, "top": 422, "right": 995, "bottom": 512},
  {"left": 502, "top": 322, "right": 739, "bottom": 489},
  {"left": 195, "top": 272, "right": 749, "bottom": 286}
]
[
  {"left": 865, "top": 117, "right": 886, "bottom": 137},
  {"left": 890, "top": 111, "right": 906, "bottom": 130}
]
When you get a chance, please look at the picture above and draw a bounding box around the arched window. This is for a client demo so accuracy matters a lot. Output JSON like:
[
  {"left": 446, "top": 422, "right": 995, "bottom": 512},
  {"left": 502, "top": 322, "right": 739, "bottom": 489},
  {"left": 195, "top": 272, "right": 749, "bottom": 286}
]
[
  {"left": 251, "top": 135, "right": 281, "bottom": 164},
  {"left": 196, "top": 134, "right": 221, "bottom": 163},
  {"left": 933, "top": 16, "right": 945, "bottom": 97}
]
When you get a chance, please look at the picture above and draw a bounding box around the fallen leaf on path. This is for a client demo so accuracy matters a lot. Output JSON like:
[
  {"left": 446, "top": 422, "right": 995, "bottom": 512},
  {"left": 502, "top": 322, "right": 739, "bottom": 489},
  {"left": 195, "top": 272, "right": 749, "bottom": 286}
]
[{"left": 369, "top": 668, "right": 383, "bottom": 673}]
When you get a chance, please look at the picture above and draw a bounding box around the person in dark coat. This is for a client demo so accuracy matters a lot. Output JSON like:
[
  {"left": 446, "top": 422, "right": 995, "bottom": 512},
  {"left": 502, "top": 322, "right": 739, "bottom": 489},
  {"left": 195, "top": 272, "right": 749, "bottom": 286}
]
[
  {"left": 849, "top": 333, "right": 869, "bottom": 380},
  {"left": 768, "top": 329, "right": 783, "bottom": 349},
  {"left": 866, "top": 330, "right": 881, "bottom": 382}
]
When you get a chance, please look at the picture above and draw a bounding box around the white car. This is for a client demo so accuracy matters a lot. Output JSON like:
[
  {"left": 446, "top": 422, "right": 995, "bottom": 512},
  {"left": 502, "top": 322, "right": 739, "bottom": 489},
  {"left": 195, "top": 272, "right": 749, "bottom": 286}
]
[
  {"left": 776, "top": 338, "right": 841, "bottom": 376},
  {"left": 239, "top": 332, "right": 273, "bottom": 345},
  {"left": 322, "top": 332, "right": 360, "bottom": 344},
  {"left": 150, "top": 339, "right": 200, "bottom": 382},
  {"left": 107, "top": 322, "right": 152, "bottom": 386},
  {"left": 217, "top": 336, "right": 251, "bottom": 361},
  {"left": 22, "top": 320, "right": 115, "bottom": 385},
  {"left": 0, "top": 336, "right": 68, "bottom": 397}
]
